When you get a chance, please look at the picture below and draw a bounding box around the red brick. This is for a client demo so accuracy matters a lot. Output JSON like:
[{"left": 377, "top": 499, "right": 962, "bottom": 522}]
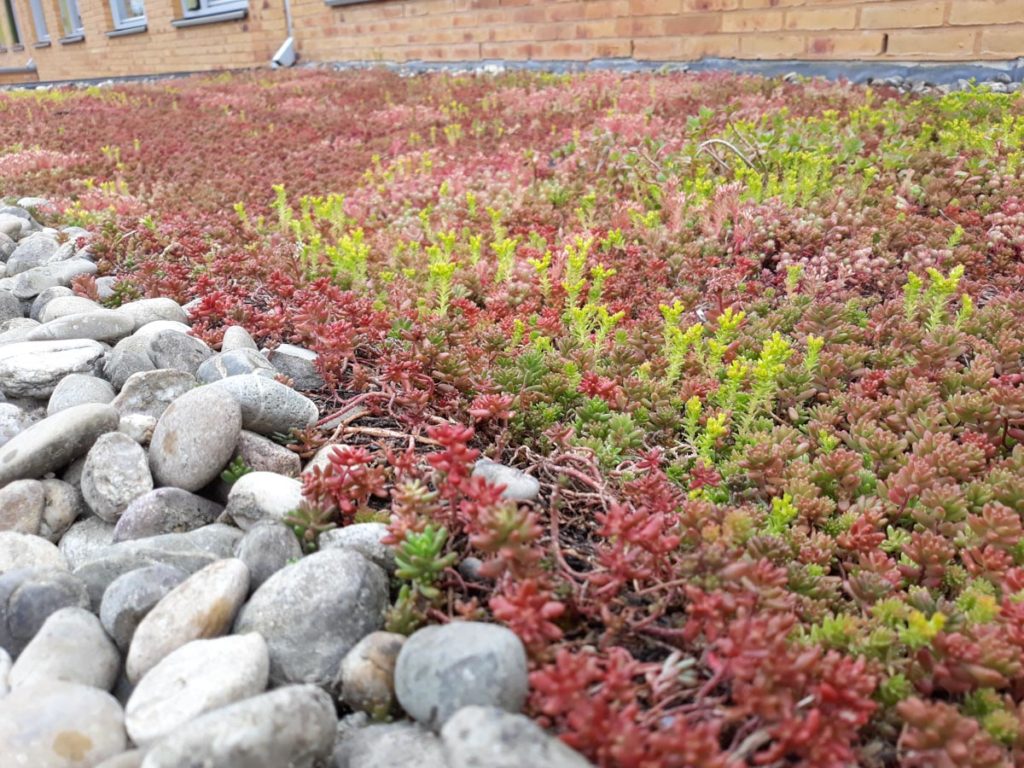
[
  {"left": 785, "top": 6, "right": 858, "bottom": 30},
  {"left": 886, "top": 27, "right": 979, "bottom": 57},
  {"left": 979, "top": 23, "right": 1024, "bottom": 54},
  {"left": 722, "top": 9, "right": 784, "bottom": 31},
  {"left": 628, "top": 0, "right": 682, "bottom": 14},
  {"left": 632, "top": 13, "right": 722, "bottom": 35},
  {"left": 683, "top": 0, "right": 739, "bottom": 9},
  {"left": 860, "top": 1, "right": 947, "bottom": 29},
  {"left": 740, "top": 0, "right": 804, "bottom": 8},
  {"left": 480, "top": 40, "right": 534, "bottom": 58},
  {"left": 584, "top": 0, "right": 631, "bottom": 19},
  {"left": 806, "top": 30, "right": 887, "bottom": 56},
  {"left": 634, "top": 33, "right": 740, "bottom": 57},
  {"left": 739, "top": 32, "right": 806, "bottom": 55}
]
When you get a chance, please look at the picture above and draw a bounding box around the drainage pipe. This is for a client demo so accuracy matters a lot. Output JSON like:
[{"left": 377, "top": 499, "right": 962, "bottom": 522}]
[
  {"left": 271, "top": 0, "right": 295, "bottom": 68},
  {"left": 282, "top": 0, "right": 292, "bottom": 39}
]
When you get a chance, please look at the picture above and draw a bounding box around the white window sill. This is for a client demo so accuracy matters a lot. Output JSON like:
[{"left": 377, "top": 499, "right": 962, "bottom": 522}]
[
  {"left": 32, "top": 40, "right": 50, "bottom": 48},
  {"left": 107, "top": 24, "right": 147, "bottom": 37},
  {"left": 172, "top": 8, "right": 246, "bottom": 27},
  {"left": 326, "top": 0, "right": 380, "bottom": 5},
  {"left": 58, "top": 33, "right": 85, "bottom": 44}
]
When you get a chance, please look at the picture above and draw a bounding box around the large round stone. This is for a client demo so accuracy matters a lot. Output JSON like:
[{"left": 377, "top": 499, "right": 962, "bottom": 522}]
[
  {"left": 6, "top": 233, "right": 59, "bottom": 275},
  {"left": 12, "top": 260, "right": 97, "bottom": 300},
  {"left": 0, "top": 532, "right": 68, "bottom": 574},
  {"left": 0, "top": 289, "right": 20, "bottom": 323},
  {"left": 333, "top": 721, "right": 447, "bottom": 768},
  {"left": 39, "top": 295, "right": 101, "bottom": 323},
  {"left": 265, "top": 344, "right": 324, "bottom": 391},
  {"left": 234, "top": 521, "right": 302, "bottom": 592},
  {"left": 58, "top": 516, "right": 116, "bottom": 570},
  {"left": 118, "top": 413, "right": 157, "bottom": 445},
  {"left": 148, "top": 386, "right": 242, "bottom": 491},
  {"left": 0, "top": 403, "right": 119, "bottom": 487},
  {"left": 125, "top": 633, "right": 269, "bottom": 746},
  {"left": 220, "top": 325, "right": 257, "bottom": 352},
  {"left": 472, "top": 459, "right": 540, "bottom": 502},
  {"left": 319, "top": 522, "right": 395, "bottom": 573},
  {"left": 116, "top": 299, "right": 188, "bottom": 332},
  {"left": 0, "top": 214, "right": 24, "bottom": 239},
  {"left": 440, "top": 706, "right": 595, "bottom": 768},
  {"left": 395, "top": 622, "right": 528, "bottom": 730},
  {"left": 233, "top": 429, "right": 301, "bottom": 477},
  {"left": 0, "top": 319, "right": 40, "bottom": 346},
  {"left": 104, "top": 334, "right": 157, "bottom": 391},
  {"left": 71, "top": 524, "right": 242, "bottom": 609},
  {"left": 30, "top": 286, "right": 73, "bottom": 322},
  {"left": 303, "top": 442, "right": 345, "bottom": 475},
  {"left": 147, "top": 330, "right": 212, "bottom": 376},
  {"left": 9, "top": 607, "right": 120, "bottom": 691},
  {"left": 38, "top": 479, "right": 84, "bottom": 542},
  {"left": 196, "top": 348, "right": 277, "bottom": 383},
  {"left": 0, "top": 339, "right": 106, "bottom": 398},
  {"left": 0, "top": 402, "right": 38, "bottom": 448},
  {"left": 0, "top": 567, "right": 88, "bottom": 656},
  {"left": 27, "top": 310, "right": 135, "bottom": 343},
  {"left": 47, "top": 373, "right": 116, "bottom": 416},
  {"left": 81, "top": 432, "right": 154, "bottom": 523},
  {"left": 336, "top": 631, "right": 405, "bottom": 718},
  {"left": 0, "top": 239, "right": 16, "bottom": 265},
  {"left": 0, "top": 203, "right": 37, "bottom": 219},
  {"left": 111, "top": 369, "right": 195, "bottom": 421},
  {"left": 99, "top": 564, "right": 188, "bottom": 652},
  {"left": 0, "top": 680, "right": 127, "bottom": 767},
  {"left": 17, "top": 197, "right": 50, "bottom": 213},
  {"left": 206, "top": 374, "right": 318, "bottom": 436},
  {"left": 125, "top": 558, "right": 249, "bottom": 683},
  {"left": 113, "top": 488, "right": 223, "bottom": 542},
  {"left": 0, "top": 479, "right": 45, "bottom": 534},
  {"left": 139, "top": 684, "right": 335, "bottom": 768},
  {"left": 130, "top": 320, "right": 190, "bottom": 340},
  {"left": 223, "top": 471, "right": 303, "bottom": 531},
  {"left": 234, "top": 548, "right": 387, "bottom": 687}
]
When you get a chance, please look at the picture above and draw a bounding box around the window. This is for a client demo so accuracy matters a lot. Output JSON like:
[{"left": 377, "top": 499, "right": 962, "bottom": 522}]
[
  {"left": 3, "top": 0, "right": 22, "bottom": 46},
  {"left": 181, "top": 0, "right": 246, "bottom": 18},
  {"left": 110, "top": 0, "right": 144, "bottom": 29},
  {"left": 57, "top": 0, "right": 83, "bottom": 36},
  {"left": 27, "top": 0, "right": 48, "bottom": 43}
]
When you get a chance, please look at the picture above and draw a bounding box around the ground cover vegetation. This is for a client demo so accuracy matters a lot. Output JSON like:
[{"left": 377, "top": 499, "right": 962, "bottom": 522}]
[{"left": 2, "top": 68, "right": 1024, "bottom": 766}]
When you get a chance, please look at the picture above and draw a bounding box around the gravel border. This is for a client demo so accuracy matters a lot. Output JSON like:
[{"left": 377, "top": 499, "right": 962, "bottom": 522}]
[{"left": 2, "top": 56, "right": 1023, "bottom": 93}]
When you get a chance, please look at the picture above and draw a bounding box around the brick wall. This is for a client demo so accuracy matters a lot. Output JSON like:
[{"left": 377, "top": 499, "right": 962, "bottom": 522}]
[
  {"left": 295, "top": 0, "right": 1024, "bottom": 63},
  {"left": 0, "top": 0, "right": 1022, "bottom": 85}
]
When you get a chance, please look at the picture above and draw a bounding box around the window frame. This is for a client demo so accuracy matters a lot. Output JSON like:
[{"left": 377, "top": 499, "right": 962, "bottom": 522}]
[
  {"left": 56, "top": 0, "right": 84, "bottom": 39},
  {"left": 180, "top": 0, "right": 247, "bottom": 20},
  {"left": 109, "top": 0, "right": 145, "bottom": 30},
  {"left": 27, "top": 0, "right": 49, "bottom": 44},
  {"left": 3, "top": 0, "right": 23, "bottom": 47}
]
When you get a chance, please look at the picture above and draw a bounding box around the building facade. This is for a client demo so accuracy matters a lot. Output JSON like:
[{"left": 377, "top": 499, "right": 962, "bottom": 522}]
[{"left": 1, "top": 0, "right": 1023, "bottom": 85}]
